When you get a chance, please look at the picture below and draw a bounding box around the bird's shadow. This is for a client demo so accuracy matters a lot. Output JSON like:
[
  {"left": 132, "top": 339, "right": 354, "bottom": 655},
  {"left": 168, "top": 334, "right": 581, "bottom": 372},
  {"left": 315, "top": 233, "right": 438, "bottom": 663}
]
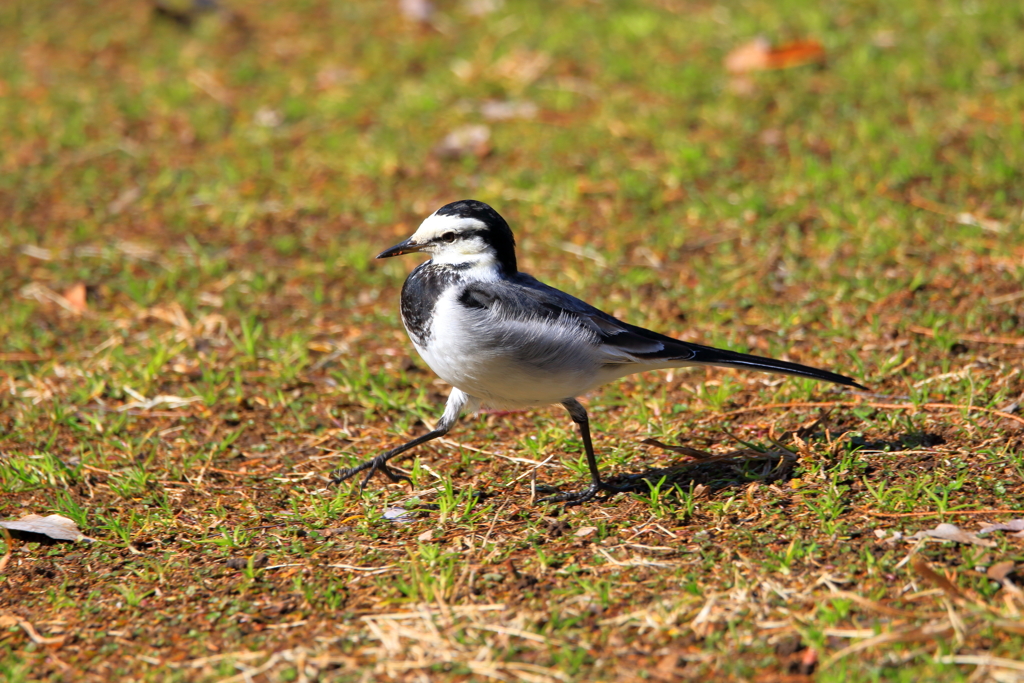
[
  {"left": 848, "top": 430, "right": 945, "bottom": 452},
  {"left": 601, "top": 438, "right": 801, "bottom": 498},
  {"left": 596, "top": 426, "right": 949, "bottom": 501}
]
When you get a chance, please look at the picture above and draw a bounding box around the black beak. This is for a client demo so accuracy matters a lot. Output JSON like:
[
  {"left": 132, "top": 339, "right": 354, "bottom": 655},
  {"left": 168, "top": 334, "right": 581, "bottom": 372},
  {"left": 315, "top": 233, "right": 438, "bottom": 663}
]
[{"left": 376, "top": 237, "right": 423, "bottom": 259}]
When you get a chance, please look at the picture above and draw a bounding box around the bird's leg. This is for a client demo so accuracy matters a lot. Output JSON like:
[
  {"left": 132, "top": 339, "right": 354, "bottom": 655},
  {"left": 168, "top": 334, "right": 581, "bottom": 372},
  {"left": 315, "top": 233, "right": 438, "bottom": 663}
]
[
  {"left": 331, "top": 429, "right": 444, "bottom": 489},
  {"left": 539, "top": 399, "right": 633, "bottom": 506},
  {"left": 331, "top": 389, "right": 477, "bottom": 491}
]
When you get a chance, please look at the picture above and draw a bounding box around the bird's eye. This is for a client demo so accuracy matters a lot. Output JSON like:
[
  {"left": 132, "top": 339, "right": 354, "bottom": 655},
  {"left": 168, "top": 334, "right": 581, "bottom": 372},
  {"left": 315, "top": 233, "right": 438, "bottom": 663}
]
[{"left": 441, "top": 232, "right": 456, "bottom": 243}]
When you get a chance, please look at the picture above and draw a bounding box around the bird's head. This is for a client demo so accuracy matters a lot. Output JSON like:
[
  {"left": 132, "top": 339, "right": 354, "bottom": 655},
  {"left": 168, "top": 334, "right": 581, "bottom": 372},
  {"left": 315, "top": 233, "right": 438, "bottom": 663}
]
[{"left": 377, "top": 200, "right": 518, "bottom": 275}]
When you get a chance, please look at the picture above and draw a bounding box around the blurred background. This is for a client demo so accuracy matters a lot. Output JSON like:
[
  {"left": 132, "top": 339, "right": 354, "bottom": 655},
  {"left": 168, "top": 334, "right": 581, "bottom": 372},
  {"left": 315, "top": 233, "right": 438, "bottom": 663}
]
[
  {"left": 3, "top": 0, "right": 1022, "bottom": 341},
  {"left": 3, "top": 0, "right": 1023, "bottom": 411}
]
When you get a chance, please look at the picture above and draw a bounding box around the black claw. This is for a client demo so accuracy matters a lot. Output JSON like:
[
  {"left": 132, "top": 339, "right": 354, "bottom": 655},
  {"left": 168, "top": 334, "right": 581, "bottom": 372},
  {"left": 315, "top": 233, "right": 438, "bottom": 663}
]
[
  {"left": 330, "top": 425, "right": 450, "bottom": 493},
  {"left": 369, "top": 460, "right": 412, "bottom": 486},
  {"left": 358, "top": 467, "right": 376, "bottom": 490},
  {"left": 331, "top": 454, "right": 412, "bottom": 490}
]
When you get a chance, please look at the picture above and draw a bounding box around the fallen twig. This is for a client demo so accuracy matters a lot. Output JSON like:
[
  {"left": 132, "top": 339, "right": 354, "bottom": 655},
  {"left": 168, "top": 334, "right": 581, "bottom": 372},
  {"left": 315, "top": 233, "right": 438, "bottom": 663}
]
[{"left": 908, "top": 325, "right": 1024, "bottom": 347}]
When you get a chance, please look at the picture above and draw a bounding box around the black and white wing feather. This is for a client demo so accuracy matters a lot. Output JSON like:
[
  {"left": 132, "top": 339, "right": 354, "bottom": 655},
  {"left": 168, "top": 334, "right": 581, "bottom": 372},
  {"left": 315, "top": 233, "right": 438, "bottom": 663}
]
[{"left": 457, "top": 274, "right": 864, "bottom": 389}]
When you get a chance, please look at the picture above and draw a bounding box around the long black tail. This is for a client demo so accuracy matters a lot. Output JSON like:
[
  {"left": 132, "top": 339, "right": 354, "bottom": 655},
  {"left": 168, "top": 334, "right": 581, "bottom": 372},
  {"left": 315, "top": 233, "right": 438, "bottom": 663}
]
[{"left": 686, "top": 341, "right": 866, "bottom": 390}]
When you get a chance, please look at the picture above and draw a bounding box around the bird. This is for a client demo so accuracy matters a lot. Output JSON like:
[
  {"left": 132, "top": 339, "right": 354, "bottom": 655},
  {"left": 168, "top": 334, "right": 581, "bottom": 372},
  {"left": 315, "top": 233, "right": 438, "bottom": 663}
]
[{"left": 331, "top": 200, "right": 865, "bottom": 505}]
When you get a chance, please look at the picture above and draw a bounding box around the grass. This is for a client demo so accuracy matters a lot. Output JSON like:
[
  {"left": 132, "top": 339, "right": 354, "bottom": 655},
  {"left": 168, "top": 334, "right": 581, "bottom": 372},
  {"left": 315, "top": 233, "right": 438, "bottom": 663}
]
[{"left": 2, "top": 0, "right": 1024, "bottom": 680}]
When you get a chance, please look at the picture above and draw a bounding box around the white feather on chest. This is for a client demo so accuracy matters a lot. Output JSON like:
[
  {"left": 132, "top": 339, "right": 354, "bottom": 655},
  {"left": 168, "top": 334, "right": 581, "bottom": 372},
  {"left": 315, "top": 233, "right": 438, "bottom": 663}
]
[{"left": 409, "top": 285, "right": 619, "bottom": 409}]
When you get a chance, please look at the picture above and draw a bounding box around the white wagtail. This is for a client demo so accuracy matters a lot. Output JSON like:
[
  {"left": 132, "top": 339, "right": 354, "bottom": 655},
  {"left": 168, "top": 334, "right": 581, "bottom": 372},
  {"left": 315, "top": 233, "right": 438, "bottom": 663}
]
[{"left": 332, "top": 200, "right": 865, "bottom": 504}]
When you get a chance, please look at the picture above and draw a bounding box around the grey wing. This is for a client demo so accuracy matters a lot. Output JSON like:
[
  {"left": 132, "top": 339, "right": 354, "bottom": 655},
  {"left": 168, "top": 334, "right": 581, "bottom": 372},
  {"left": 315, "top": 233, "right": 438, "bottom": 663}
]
[
  {"left": 456, "top": 275, "right": 691, "bottom": 366},
  {"left": 458, "top": 274, "right": 865, "bottom": 388}
]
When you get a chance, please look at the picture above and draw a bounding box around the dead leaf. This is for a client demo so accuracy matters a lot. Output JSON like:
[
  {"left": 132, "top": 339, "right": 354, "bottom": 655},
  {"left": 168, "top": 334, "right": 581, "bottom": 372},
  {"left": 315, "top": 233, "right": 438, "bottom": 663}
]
[
  {"left": 910, "top": 522, "right": 996, "bottom": 547},
  {"left": 759, "top": 128, "right": 784, "bottom": 146},
  {"left": 765, "top": 40, "right": 827, "bottom": 69},
  {"left": 188, "top": 69, "right": 233, "bottom": 106},
  {"left": 433, "top": 124, "right": 490, "bottom": 159},
  {"left": 0, "top": 514, "right": 94, "bottom": 544},
  {"left": 0, "top": 612, "right": 66, "bottom": 646},
  {"left": 417, "top": 529, "right": 434, "bottom": 542},
  {"left": 253, "top": 107, "right": 282, "bottom": 128},
  {"left": 979, "top": 519, "right": 1024, "bottom": 536},
  {"left": 108, "top": 185, "right": 140, "bottom": 215},
  {"left": 574, "top": 526, "right": 597, "bottom": 538},
  {"left": 492, "top": 48, "right": 551, "bottom": 87},
  {"left": 19, "top": 245, "right": 52, "bottom": 260},
  {"left": 725, "top": 37, "right": 826, "bottom": 74},
  {"left": 873, "top": 30, "right": 897, "bottom": 49},
  {"left": 62, "top": 282, "right": 88, "bottom": 313},
  {"left": 987, "top": 561, "right": 1016, "bottom": 583},
  {"left": 480, "top": 99, "right": 537, "bottom": 121},
  {"left": 954, "top": 211, "right": 1004, "bottom": 233},
  {"left": 399, "top": 0, "right": 433, "bottom": 22},
  {"left": 20, "top": 282, "right": 87, "bottom": 315},
  {"left": 725, "top": 37, "right": 772, "bottom": 74},
  {"left": 651, "top": 652, "right": 679, "bottom": 680},
  {"left": 912, "top": 556, "right": 967, "bottom": 601}
]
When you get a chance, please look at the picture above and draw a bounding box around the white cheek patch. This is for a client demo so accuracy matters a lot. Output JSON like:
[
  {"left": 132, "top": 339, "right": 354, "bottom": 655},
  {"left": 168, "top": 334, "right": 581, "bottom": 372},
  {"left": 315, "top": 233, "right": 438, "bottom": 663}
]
[
  {"left": 455, "top": 236, "right": 486, "bottom": 254},
  {"left": 431, "top": 242, "right": 499, "bottom": 275}
]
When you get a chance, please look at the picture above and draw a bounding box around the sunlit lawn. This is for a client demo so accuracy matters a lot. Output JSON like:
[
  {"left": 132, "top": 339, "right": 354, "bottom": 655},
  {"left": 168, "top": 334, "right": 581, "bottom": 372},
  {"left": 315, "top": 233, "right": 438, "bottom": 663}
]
[{"left": 2, "top": 1, "right": 1023, "bottom": 681}]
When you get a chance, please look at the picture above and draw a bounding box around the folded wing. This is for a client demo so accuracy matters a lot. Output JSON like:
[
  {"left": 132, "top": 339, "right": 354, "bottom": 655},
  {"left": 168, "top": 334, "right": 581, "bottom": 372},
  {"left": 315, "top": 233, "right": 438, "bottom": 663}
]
[{"left": 456, "top": 275, "right": 864, "bottom": 389}]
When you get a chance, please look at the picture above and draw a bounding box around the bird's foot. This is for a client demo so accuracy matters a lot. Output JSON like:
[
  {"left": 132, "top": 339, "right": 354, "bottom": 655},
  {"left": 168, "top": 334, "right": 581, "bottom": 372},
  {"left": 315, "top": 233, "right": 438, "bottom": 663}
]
[
  {"left": 537, "top": 480, "right": 633, "bottom": 507},
  {"left": 330, "top": 453, "right": 412, "bottom": 490}
]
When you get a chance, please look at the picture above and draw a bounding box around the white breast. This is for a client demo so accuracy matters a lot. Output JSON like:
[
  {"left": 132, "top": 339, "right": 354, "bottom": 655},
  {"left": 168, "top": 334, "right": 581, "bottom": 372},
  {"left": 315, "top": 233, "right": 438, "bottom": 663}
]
[{"left": 411, "top": 288, "right": 612, "bottom": 409}]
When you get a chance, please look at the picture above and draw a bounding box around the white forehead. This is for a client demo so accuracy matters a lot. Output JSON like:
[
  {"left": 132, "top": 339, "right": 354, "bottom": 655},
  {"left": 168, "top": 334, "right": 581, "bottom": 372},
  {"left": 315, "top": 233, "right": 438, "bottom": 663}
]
[{"left": 411, "top": 212, "right": 487, "bottom": 241}]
